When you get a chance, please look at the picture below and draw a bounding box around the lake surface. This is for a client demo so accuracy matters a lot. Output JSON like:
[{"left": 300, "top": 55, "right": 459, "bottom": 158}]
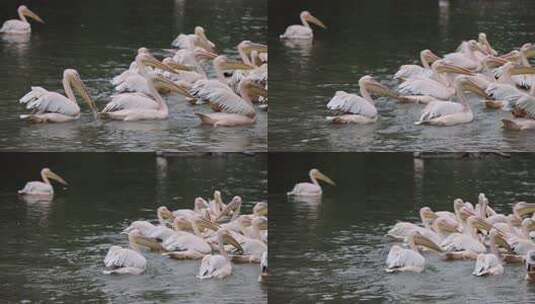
[
  {"left": 0, "top": 0, "right": 267, "bottom": 152},
  {"left": 0, "top": 153, "right": 267, "bottom": 303},
  {"left": 268, "top": 153, "right": 535, "bottom": 303},
  {"left": 269, "top": 0, "right": 535, "bottom": 152}
]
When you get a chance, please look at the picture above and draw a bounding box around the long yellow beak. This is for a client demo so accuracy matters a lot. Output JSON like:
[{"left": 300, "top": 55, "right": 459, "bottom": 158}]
[
  {"left": 152, "top": 76, "right": 193, "bottom": 98},
  {"left": 69, "top": 71, "right": 98, "bottom": 117},
  {"left": 46, "top": 170, "right": 68, "bottom": 185},
  {"left": 305, "top": 14, "right": 327, "bottom": 29},
  {"left": 23, "top": 7, "right": 45, "bottom": 24},
  {"left": 315, "top": 171, "right": 335, "bottom": 186}
]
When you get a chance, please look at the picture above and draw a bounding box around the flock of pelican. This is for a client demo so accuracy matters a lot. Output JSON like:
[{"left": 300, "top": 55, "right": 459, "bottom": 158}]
[
  {"left": 386, "top": 193, "right": 535, "bottom": 281},
  {"left": 104, "top": 191, "right": 269, "bottom": 281},
  {"left": 280, "top": 12, "right": 535, "bottom": 130},
  {"left": 3, "top": 6, "right": 267, "bottom": 127}
]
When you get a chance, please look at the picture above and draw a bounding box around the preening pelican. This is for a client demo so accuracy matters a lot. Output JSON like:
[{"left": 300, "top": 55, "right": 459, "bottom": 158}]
[
  {"left": 100, "top": 55, "right": 191, "bottom": 121},
  {"left": 18, "top": 168, "right": 68, "bottom": 199},
  {"left": 195, "top": 78, "right": 265, "bottom": 127},
  {"left": 19, "top": 69, "right": 97, "bottom": 123},
  {"left": 287, "top": 168, "right": 335, "bottom": 197},
  {"left": 326, "top": 75, "right": 402, "bottom": 124},
  {"left": 103, "top": 246, "right": 146, "bottom": 275},
  {"left": 415, "top": 75, "right": 477, "bottom": 126},
  {"left": 280, "top": 11, "right": 326, "bottom": 39},
  {"left": 172, "top": 26, "right": 216, "bottom": 52},
  {"left": 473, "top": 229, "right": 504, "bottom": 276},
  {"left": 0, "top": 5, "right": 44, "bottom": 35},
  {"left": 385, "top": 231, "right": 443, "bottom": 273},
  {"left": 197, "top": 229, "right": 243, "bottom": 279}
]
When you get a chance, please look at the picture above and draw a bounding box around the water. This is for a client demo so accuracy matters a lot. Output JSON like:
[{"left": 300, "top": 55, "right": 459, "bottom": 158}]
[
  {"left": 0, "top": 0, "right": 267, "bottom": 152},
  {"left": 269, "top": 0, "right": 535, "bottom": 152},
  {"left": 0, "top": 153, "right": 267, "bottom": 303},
  {"left": 268, "top": 153, "right": 535, "bottom": 303}
]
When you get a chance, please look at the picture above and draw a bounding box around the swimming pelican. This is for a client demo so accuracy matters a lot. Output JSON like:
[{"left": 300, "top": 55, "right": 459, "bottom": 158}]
[
  {"left": 280, "top": 11, "right": 326, "bottom": 39},
  {"left": 111, "top": 47, "right": 157, "bottom": 86},
  {"left": 326, "top": 75, "right": 404, "bottom": 124},
  {"left": 394, "top": 49, "right": 442, "bottom": 82},
  {"left": 477, "top": 33, "right": 498, "bottom": 56},
  {"left": 172, "top": 26, "right": 215, "bottom": 52},
  {"left": 415, "top": 75, "right": 479, "bottom": 126},
  {"left": 197, "top": 229, "right": 243, "bottom": 279},
  {"left": 18, "top": 168, "right": 68, "bottom": 199},
  {"left": 472, "top": 229, "right": 504, "bottom": 276},
  {"left": 258, "top": 250, "right": 269, "bottom": 282},
  {"left": 443, "top": 40, "right": 484, "bottom": 71},
  {"left": 103, "top": 245, "right": 146, "bottom": 275},
  {"left": 441, "top": 216, "right": 487, "bottom": 260},
  {"left": 195, "top": 78, "right": 265, "bottom": 127},
  {"left": 0, "top": 5, "right": 44, "bottom": 35},
  {"left": 19, "top": 69, "right": 97, "bottom": 123},
  {"left": 525, "top": 250, "right": 535, "bottom": 281},
  {"left": 385, "top": 231, "right": 443, "bottom": 273},
  {"left": 287, "top": 168, "right": 335, "bottom": 197},
  {"left": 237, "top": 41, "right": 268, "bottom": 66},
  {"left": 100, "top": 55, "right": 191, "bottom": 121},
  {"left": 161, "top": 218, "right": 219, "bottom": 259}
]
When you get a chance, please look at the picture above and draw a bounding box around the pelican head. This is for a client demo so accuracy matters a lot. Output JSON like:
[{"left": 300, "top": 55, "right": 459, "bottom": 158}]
[
  {"left": 238, "top": 40, "right": 268, "bottom": 56},
  {"left": 194, "top": 197, "right": 209, "bottom": 211},
  {"left": 63, "top": 69, "right": 97, "bottom": 115},
  {"left": 433, "top": 60, "right": 475, "bottom": 76},
  {"left": 477, "top": 32, "right": 496, "bottom": 55},
  {"left": 526, "top": 250, "right": 535, "bottom": 281},
  {"left": 300, "top": 11, "right": 327, "bottom": 29},
  {"left": 455, "top": 75, "right": 488, "bottom": 98},
  {"left": 419, "top": 207, "right": 437, "bottom": 223},
  {"left": 522, "top": 218, "right": 535, "bottom": 232},
  {"left": 193, "top": 47, "right": 218, "bottom": 61},
  {"left": 217, "top": 229, "right": 244, "bottom": 254},
  {"left": 216, "top": 196, "right": 242, "bottom": 221},
  {"left": 502, "top": 62, "right": 535, "bottom": 76},
  {"left": 157, "top": 206, "right": 174, "bottom": 222},
  {"left": 459, "top": 206, "right": 476, "bottom": 221},
  {"left": 214, "top": 55, "right": 254, "bottom": 71},
  {"left": 514, "top": 202, "right": 535, "bottom": 218},
  {"left": 520, "top": 43, "right": 535, "bottom": 59},
  {"left": 253, "top": 201, "right": 268, "bottom": 217},
  {"left": 359, "top": 75, "right": 399, "bottom": 99},
  {"left": 18, "top": 5, "right": 45, "bottom": 24},
  {"left": 309, "top": 168, "right": 335, "bottom": 186},
  {"left": 194, "top": 26, "right": 215, "bottom": 51},
  {"left": 410, "top": 231, "right": 443, "bottom": 253},
  {"left": 41, "top": 168, "right": 68, "bottom": 185}
]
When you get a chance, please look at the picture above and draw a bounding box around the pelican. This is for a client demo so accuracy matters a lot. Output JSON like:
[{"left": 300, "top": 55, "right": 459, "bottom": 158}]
[
  {"left": 161, "top": 218, "right": 219, "bottom": 259},
  {"left": 18, "top": 168, "right": 68, "bottom": 199},
  {"left": 19, "top": 69, "right": 97, "bottom": 123},
  {"left": 443, "top": 40, "right": 484, "bottom": 71},
  {"left": 473, "top": 229, "right": 504, "bottom": 276},
  {"left": 525, "top": 250, "right": 535, "bottom": 281},
  {"left": 441, "top": 216, "right": 487, "bottom": 260},
  {"left": 385, "top": 231, "right": 443, "bottom": 273},
  {"left": 195, "top": 78, "right": 265, "bottom": 127},
  {"left": 477, "top": 33, "right": 498, "bottom": 56},
  {"left": 287, "top": 168, "right": 335, "bottom": 197},
  {"left": 258, "top": 250, "right": 268, "bottom": 282},
  {"left": 326, "top": 75, "right": 403, "bottom": 124},
  {"left": 172, "top": 26, "right": 215, "bottom": 52},
  {"left": 280, "top": 11, "right": 326, "bottom": 39},
  {"left": 394, "top": 50, "right": 442, "bottom": 82},
  {"left": 197, "top": 229, "right": 243, "bottom": 279},
  {"left": 415, "top": 75, "right": 478, "bottom": 126},
  {"left": 100, "top": 55, "right": 191, "bottom": 121},
  {"left": 0, "top": 5, "right": 44, "bottom": 35},
  {"left": 237, "top": 41, "right": 268, "bottom": 66},
  {"left": 111, "top": 47, "right": 156, "bottom": 86},
  {"left": 103, "top": 246, "right": 146, "bottom": 275}
]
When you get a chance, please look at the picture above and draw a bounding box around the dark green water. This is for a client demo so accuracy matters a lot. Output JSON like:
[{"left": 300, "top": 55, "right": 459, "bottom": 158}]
[
  {"left": 0, "top": 153, "right": 267, "bottom": 303},
  {"left": 269, "top": 153, "right": 535, "bottom": 303},
  {"left": 269, "top": 0, "right": 535, "bottom": 152},
  {"left": 0, "top": 0, "right": 267, "bottom": 152}
]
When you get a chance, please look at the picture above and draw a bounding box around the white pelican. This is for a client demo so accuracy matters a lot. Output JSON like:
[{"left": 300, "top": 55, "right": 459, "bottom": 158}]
[
  {"left": 212, "top": 55, "right": 255, "bottom": 84},
  {"left": 394, "top": 49, "right": 441, "bottom": 82},
  {"left": 18, "top": 168, "right": 68, "bottom": 199},
  {"left": 280, "top": 11, "right": 326, "bottom": 39},
  {"left": 103, "top": 246, "right": 146, "bottom": 275},
  {"left": 197, "top": 229, "right": 243, "bottom": 279},
  {"left": 237, "top": 41, "right": 268, "bottom": 66},
  {"left": 19, "top": 69, "right": 97, "bottom": 123},
  {"left": 443, "top": 40, "right": 484, "bottom": 71},
  {"left": 477, "top": 33, "right": 497, "bottom": 57},
  {"left": 161, "top": 218, "right": 219, "bottom": 259},
  {"left": 287, "top": 168, "right": 335, "bottom": 197},
  {"left": 473, "top": 229, "right": 504, "bottom": 277},
  {"left": 258, "top": 250, "right": 268, "bottom": 282},
  {"left": 525, "top": 250, "right": 535, "bottom": 281},
  {"left": 111, "top": 47, "right": 157, "bottom": 86},
  {"left": 172, "top": 26, "right": 215, "bottom": 52},
  {"left": 100, "top": 55, "right": 191, "bottom": 121},
  {"left": 385, "top": 231, "right": 443, "bottom": 273},
  {"left": 441, "top": 216, "right": 487, "bottom": 260},
  {"left": 195, "top": 78, "right": 265, "bottom": 127},
  {"left": 0, "top": 5, "right": 44, "bottom": 35},
  {"left": 414, "top": 75, "right": 477, "bottom": 126},
  {"left": 326, "top": 75, "right": 403, "bottom": 124}
]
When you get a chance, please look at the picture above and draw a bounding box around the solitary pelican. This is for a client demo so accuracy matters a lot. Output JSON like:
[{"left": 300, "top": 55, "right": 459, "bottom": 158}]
[
  {"left": 0, "top": 5, "right": 44, "bottom": 35},
  {"left": 280, "top": 11, "right": 326, "bottom": 39},
  {"left": 197, "top": 229, "right": 243, "bottom": 279},
  {"left": 103, "top": 246, "right": 146, "bottom": 275},
  {"left": 18, "top": 168, "right": 68, "bottom": 199},
  {"left": 19, "top": 69, "right": 97, "bottom": 123},
  {"left": 287, "top": 168, "right": 335, "bottom": 197}
]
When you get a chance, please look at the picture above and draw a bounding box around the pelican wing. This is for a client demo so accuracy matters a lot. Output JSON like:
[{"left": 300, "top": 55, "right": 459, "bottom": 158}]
[
  {"left": 198, "top": 254, "right": 228, "bottom": 279},
  {"left": 102, "top": 93, "right": 157, "bottom": 112},
  {"left": 486, "top": 83, "right": 526, "bottom": 105},
  {"left": 399, "top": 78, "right": 451, "bottom": 99},
  {"left": 190, "top": 79, "right": 232, "bottom": 100},
  {"left": 394, "top": 65, "right": 431, "bottom": 81},
  {"left": 326, "top": 91, "right": 377, "bottom": 117},
  {"left": 20, "top": 87, "right": 80, "bottom": 116},
  {"left": 386, "top": 246, "right": 425, "bottom": 269},
  {"left": 0, "top": 20, "right": 30, "bottom": 33},
  {"left": 516, "top": 96, "right": 535, "bottom": 119},
  {"left": 417, "top": 101, "right": 464, "bottom": 122},
  {"left": 206, "top": 89, "right": 256, "bottom": 117},
  {"left": 280, "top": 25, "right": 313, "bottom": 39},
  {"left": 18, "top": 181, "right": 53, "bottom": 194},
  {"left": 104, "top": 247, "right": 146, "bottom": 269}
]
